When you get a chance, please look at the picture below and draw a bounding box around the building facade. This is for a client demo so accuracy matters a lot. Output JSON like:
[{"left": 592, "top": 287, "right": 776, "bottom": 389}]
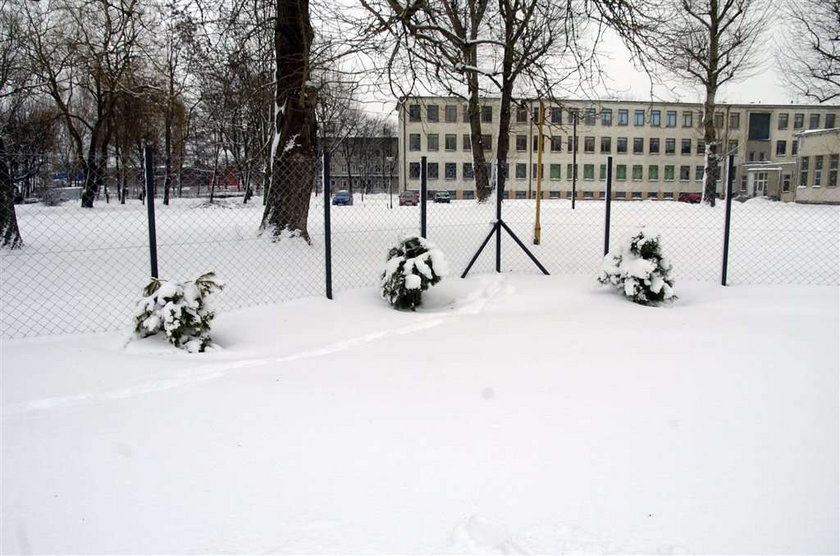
[
  {"left": 795, "top": 128, "right": 840, "bottom": 204},
  {"left": 398, "top": 96, "right": 839, "bottom": 201}
]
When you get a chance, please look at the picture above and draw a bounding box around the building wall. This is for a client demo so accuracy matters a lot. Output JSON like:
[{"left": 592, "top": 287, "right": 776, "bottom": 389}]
[
  {"left": 795, "top": 129, "right": 840, "bottom": 205},
  {"left": 398, "top": 96, "right": 838, "bottom": 201}
]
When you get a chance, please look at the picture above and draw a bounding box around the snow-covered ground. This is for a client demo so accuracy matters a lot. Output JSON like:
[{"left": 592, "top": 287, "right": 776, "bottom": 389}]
[
  {"left": 2, "top": 274, "right": 838, "bottom": 554},
  {"left": 2, "top": 195, "right": 838, "bottom": 338}
]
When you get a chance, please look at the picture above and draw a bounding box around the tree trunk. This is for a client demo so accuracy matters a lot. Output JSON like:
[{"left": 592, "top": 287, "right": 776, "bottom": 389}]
[
  {"left": 465, "top": 42, "right": 490, "bottom": 202},
  {"left": 702, "top": 87, "right": 720, "bottom": 206},
  {"left": 0, "top": 140, "right": 24, "bottom": 249},
  {"left": 261, "top": 0, "right": 317, "bottom": 241},
  {"left": 80, "top": 151, "right": 100, "bottom": 208}
]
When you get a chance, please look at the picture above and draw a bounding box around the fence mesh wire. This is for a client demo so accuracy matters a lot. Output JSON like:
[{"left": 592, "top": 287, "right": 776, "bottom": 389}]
[{"left": 2, "top": 154, "right": 838, "bottom": 339}]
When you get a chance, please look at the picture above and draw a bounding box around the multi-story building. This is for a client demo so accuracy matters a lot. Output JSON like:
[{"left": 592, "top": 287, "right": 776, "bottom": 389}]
[
  {"left": 326, "top": 136, "right": 399, "bottom": 194},
  {"left": 397, "top": 96, "right": 839, "bottom": 201},
  {"left": 794, "top": 128, "right": 840, "bottom": 204}
]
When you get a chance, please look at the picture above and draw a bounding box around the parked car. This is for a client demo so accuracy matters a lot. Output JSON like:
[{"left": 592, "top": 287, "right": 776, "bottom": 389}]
[
  {"left": 332, "top": 190, "right": 353, "bottom": 206},
  {"left": 398, "top": 190, "right": 420, "bottom": 206},
  {"left": 678, "top": 192, "right": 702, "bottom": 203},
  {"left": 433, "top": 191, "right": 451, "bottom": 203}
]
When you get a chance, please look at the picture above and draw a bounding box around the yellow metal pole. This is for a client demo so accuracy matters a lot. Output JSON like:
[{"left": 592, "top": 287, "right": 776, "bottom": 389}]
[{"left": 533, "top": 101, "right": 545, "bottom": 245}]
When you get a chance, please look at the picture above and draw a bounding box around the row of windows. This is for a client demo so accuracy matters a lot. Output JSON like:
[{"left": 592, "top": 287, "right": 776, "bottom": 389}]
[
  {"left": 407, "top": 103, "right": 837, "bottom": 131},
  {"left": 408, "top": 161, "right": 710, "bottom": 182},
  {"left": 799, "top": 154, "right": 839, "bottom": 187},
  {"left": 408, "top": 132, "right": 745, "bottom": 156}
]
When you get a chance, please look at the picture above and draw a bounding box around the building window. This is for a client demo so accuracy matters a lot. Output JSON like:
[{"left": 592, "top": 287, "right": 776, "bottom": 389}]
[
  {"left": 601, "top": 109, "right": 613, "bottom": 126},
  {"left": 551, "top": 107, "right": 562, "bottom": 124},
  {"left": 663, "top": 191, "right": 674, "bottom": 199},
  {"left": 696, "top": 140, "right": 705, "bottom": 155},
  {"left": 481, "top": 105, "right": 493, "bottom": 123},
  {"left": 464, "top": 163, "right": 474, "bottom": 179},
  {"left": 778, "top": 113, "right": 789, "bottom": 130},
  {"left": 583, "top": 190, "right": 594, "bottom": 199},
  {"left": 618, "top": 109, "right": 629, "bottom": 126},
  {"left": 615, "top": 191, "right": 627, "bottom": 199},
  {"left": 680, "top": 165, "right": 691, "bottom": 181},
  {"left": 550, "top": 164, "right": 562, "bottom": 180},
  {"left": 441, "top": 104, "right": 456, "bottom": 123},
  {"left": 814, "top": 155, "right": 824, "bottom": 186},
  {"left": 827, "top": 113, "right": 837, "bottom": 128},
  {"left": 551, "top": 136, "right": 562, "bottom": 152},
  {"left": 427, "top": 162, "right": 439, "bottom": 179},
  {"left": 585, "top": 108, "right": 597, "bottom": 126},
  {"left": 729, "top": 112, "right": 740, "bottom": 129},
  {"left": 809, "top": 113, "right": 820, "bottom": 129},
  {"left": 649, "top": 138, "right": 660, "bottom": 154},
  {"left": 776, "top": 140, "right": 786, "bottom": 156},
  {"left": 515, "top": 163, "right": 527, "bottom": 179},
  {"left": 427, "top": 105, "right": 439, "bottom": 122},
  {"left": 584, "top": 136, "right": 595, "bottom": 153},
  {"left": 647, "top": 191, "right": 658, "bottom": 199},
  {"left": 584, "top": 164, "right": 595, "bottom": 180},
  {"left": 633, "top": 137, "right": 644, "bottom": 154},
  {"left": 682, "top": 111, "right": 693, "bottom": 127},
  {"left": 728, "top": 139, "right": 739, "bottom": 154},
  {"left": 408, "top": 104, "right": 421, "bottom": 122},
  {"left": 409, "top": 133, "right": 421, "bottom": 151},
  {"left": 632, "top": 191, "right": 642, "bottom": 199},
  {"left": 695, "top": 165, "right": 704, "bottom": 181},
  {"left": 665, "top": 138, "right": 675, "bottom": 155},
  {"left": 632, "top": 165, "right": 643, "bottom": 180},
  {"left": 649, "top": 165, "right": 659, "bottom": 181},
  {"left": 666, "top": 110, "right": 677, "bottom": 127},
  {"left": 714, "top": 112, "right": 724, "bottom": 128},
  {"left": 601, "top": 136, "right": 612, "bottom": 153},
  {"left": 567, "top": 136, "right": 577, "bottom": 152},
  {"left": 515, "top": 135, "right": 527, "bottom": 151},
  {"left": 409, "top": 162, "right": 420, "bottom": 179},
  {"left": 792, "top": 140, "right": 798, "bottom": 155},
  {"left": 794, "top": 113, "right": 804, "bottom": 129},
  {"left": 445, "top": 163, "right": 456, "bottom": 180},
  {"left": 532, "top": 164, "right": 543, "bottom": 178},
  {"left": 599, "top": 164, "right": 607, "bottom": 180},
  {"left": 516, "top": 106, "right": 527, "bottom": 123},
  {"left": 634, "top": 110, "right": 645, "bottom": 126},
  {"left": 829, "top": 154, "right": 838, "bottom": 186},
  {"left": 427, "top": 134, "right": 439, "bottom": 151},
  {"left": 651, "top": 110, "right": 661, "bottom": 127},
  {"left": 616, "top": 164, "right": 627, "bottom": 180},
  {"left": 681, "top": 139, "right": 692, "bottom": 155},
  {"left": 617, "top": 137, "right": 628, "bottom": 153},
  {"left": 800, "top": 156, "right": 809, "bottom": 186},
  {"left": 567, "top": 164, "right": 577, "bottom": 180},
  {"left": 482, "top": 134, "right": 492, "bottom": 149},
  {"left": 462, "top": 134, "right": 471, "bottom": 151}
]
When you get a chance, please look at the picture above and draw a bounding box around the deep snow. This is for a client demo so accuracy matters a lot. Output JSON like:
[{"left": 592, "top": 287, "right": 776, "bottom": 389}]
[{"left": 2, "top": 274, "right": 838, "bottom": 554}]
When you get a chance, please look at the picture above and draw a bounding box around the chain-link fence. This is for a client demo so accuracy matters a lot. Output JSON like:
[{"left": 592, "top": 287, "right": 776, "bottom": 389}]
[{"left": 2, "top": 152, "right": 838, "bottom": 338}]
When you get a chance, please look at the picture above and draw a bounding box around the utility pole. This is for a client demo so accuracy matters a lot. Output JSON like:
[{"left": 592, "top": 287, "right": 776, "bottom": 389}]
[{"left": 534, "top": 101, "right": 545, "bottom": 245}]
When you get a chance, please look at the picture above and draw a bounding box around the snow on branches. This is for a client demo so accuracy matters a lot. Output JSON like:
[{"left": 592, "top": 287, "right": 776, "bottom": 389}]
[
  {"left": 381, "top": 235, "right": 449, "bottom": 310},
  {"left": 598, "top": 228, "right": 676, "bottom": 306},
  {"left": 134, "top": 272, "right": 224, "bottom": 352}
]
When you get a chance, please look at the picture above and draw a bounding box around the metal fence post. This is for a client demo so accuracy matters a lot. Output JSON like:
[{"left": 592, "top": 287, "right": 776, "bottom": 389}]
[
  {"left": 323, "top": 151, "right": 333, "bottom": 299},
  {"left": 143, "top": 142, "right": 159, "bottom": 279},
  {"left": 721, "top": 154, "right": 735, "bottom": 286},
  {"left": 604, "top": 155, "right": 613, "bottom": 256},
  {"left": 496, "top": 160, "right": 504, "bottom": 272},
  {"left": 420, "top": 156, "right": 427, "bottom": 238}
]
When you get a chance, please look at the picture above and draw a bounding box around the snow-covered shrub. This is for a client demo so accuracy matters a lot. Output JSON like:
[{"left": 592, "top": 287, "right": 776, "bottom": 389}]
[
  {"left": 381, "top": 235, "right": 450, "bottom": 310},
  {"left": 598, "top": 228, "right": 675, "bottom": 305},
  {"left": 134, "top": 272, "right": 224, "bottom": 352}
]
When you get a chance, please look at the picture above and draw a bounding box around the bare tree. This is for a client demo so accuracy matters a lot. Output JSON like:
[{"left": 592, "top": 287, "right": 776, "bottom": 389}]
[
  {"left": 260, "top": 0, "right": 319, "bottom": 240},
  {"left": 778, "top": 0, "right": 840, "bottom": 103},
  {"left": 23, "top": 0, "right": 145, "bottom": 208},
  {"left": 654, "top": 0, "right": 768, "bottom": 206}
]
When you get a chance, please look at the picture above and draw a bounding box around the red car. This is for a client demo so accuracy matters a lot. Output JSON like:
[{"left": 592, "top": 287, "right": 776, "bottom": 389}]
[
  {"left": 399, "top": 190, "right": 420, "bottom": 206},
  {"left": 678, "top": 192, "right": 703, "bottom": 203}
]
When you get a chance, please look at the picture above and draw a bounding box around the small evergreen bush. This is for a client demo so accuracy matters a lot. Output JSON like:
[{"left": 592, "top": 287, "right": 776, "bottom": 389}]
[
  {"left": 381, "top": 235, "right": 449, "bottom": 310},
  {"left": 134, "top": 272, "right": 224, "bottom": 352},
  {"left": 598, "top": 228, "right": 676, "bottom": 305}
]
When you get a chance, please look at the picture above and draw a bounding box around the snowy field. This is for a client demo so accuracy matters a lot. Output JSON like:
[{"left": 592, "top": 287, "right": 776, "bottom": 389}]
[
  {"left": 1, "top": 194, "right": 838, "bottom": 337},
  {"left": 2, "top": 273, "right": 837, "bottom": 554}
]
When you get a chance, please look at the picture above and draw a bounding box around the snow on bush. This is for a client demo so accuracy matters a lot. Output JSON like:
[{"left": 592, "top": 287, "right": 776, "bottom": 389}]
[
  {"left": 380, "top": 235, "right": 449, "bottom": 310},
  {"left": 598, "top": 228, "right": 676, "bottom": 305},
  {"left": 133, "top": 272, "right": 224, "bottom": 352}
]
